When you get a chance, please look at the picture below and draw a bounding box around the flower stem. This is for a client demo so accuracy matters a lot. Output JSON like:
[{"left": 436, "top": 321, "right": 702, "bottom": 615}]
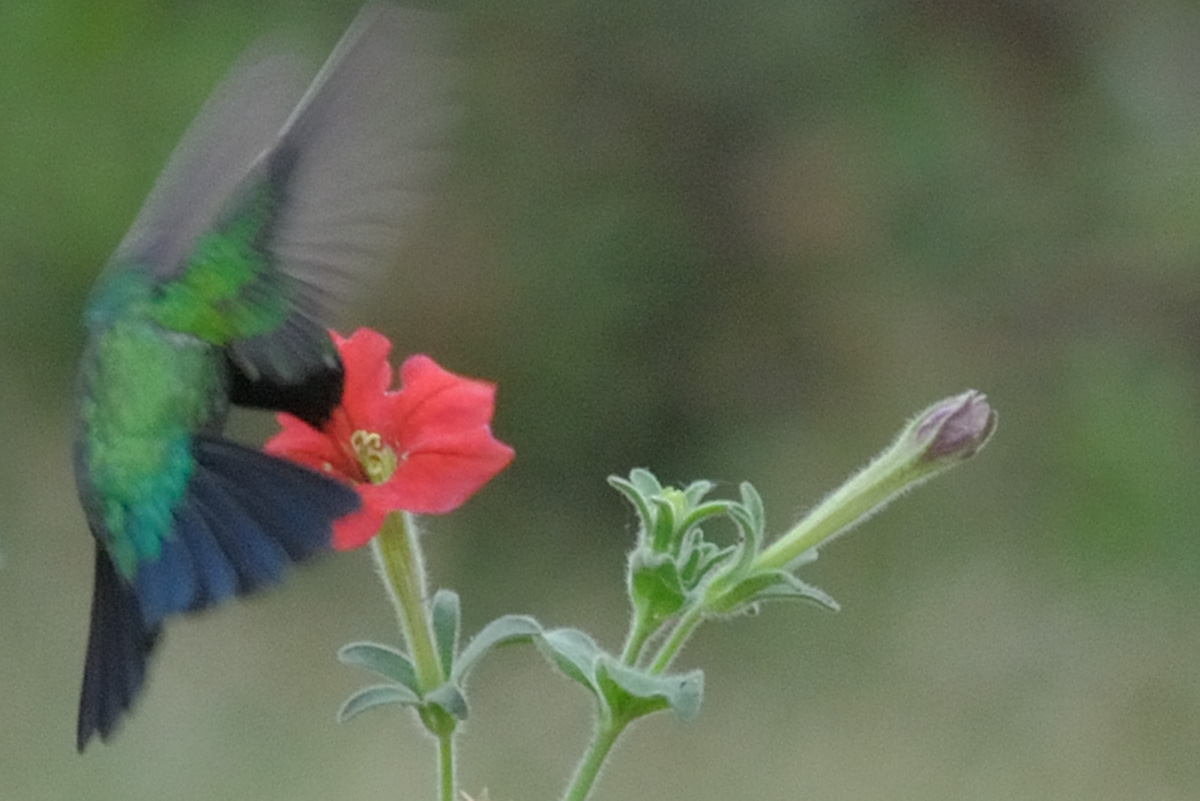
[
  {"left": 372, "top": 511, "right": 444, "bottom": 691},
  {"left": 561, "top": 717, "right": 626, "bottom": 801},
  {"left": 438, "top": 731, "right": 455, "bottom": 801},
  {"left": 647, "top": 604, "right": 705, "bottom": 675},
  {"left": 618, "top": 609, "right": 655, "bottom": 666},
  {"left": 371, "top": 511, "right": 456, "bottom": 801}
]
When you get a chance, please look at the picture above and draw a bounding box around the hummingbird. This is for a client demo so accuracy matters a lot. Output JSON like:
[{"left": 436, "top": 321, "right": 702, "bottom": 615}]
[{"left": 73, "top": 4, "right": 449, "bottom": 750}]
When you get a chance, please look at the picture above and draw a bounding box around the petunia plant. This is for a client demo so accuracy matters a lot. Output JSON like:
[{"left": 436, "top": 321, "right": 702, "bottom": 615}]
[{"left": 266, "top": 327, "right": 997, "bottom": 801}]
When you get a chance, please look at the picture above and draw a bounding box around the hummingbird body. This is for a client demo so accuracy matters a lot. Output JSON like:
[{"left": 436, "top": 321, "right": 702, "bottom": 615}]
[
  {"left": 77, "top": 270, "right": 224, "bottom": 582},
  {"left": 72, "top": 4, "right": 449, "bottom": 749}
]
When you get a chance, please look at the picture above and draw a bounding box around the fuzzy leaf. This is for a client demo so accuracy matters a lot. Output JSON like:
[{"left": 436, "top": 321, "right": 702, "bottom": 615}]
[
  {"left": 338, "top": 641, "right": 419, "bottom": 693},
  {"left": 534, "top": 627, "right": 602, "bottom": 691},
  {"left": 628, "top": 468, "right": 664, "bottom": 498},
  {"left": 681, "top": 479, "right": 715, "bottom": 507},
  {"left": 425, "top": 682, "right": 469, "bottom": 721},
  {"left": 708, "top": 570, "right": 840, "bottom": 615},
  {"left": 746, "top": 572, "right": 840, "bottom": 611},
  {"left": 649, "top": 495, "right": 677, "bottom": 552},
  {"left": 738, "top": 482, "right": 766, "bottom": 539},
  {"left": 431, "top": 589, "right": 460, "bottom": 677},
  {"left": 629, "top": 549, "right": 687, "bottom": 623},
  {"left": 453, "top": 615, "right": 543, "bottom": 684},
  {"left": 595, "top": 657, "right": 704, "bottom": 722},
  {"left": 337, "top": 683, "right": 420, "bottom": 723},
  {"left": 676, "top": 500, "right": 733, "bottom": 542},
  {"left": 608, "top": 474, "right": 655, "bottom": 547}
]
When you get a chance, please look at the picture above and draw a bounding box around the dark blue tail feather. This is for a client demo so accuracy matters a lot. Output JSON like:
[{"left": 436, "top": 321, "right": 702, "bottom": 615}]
[
  {"left": 78, "top": 438, "right": 360, "bottom": 747},
  {"left": 77, "top": 545, "right": 161, "bottom": 751}
]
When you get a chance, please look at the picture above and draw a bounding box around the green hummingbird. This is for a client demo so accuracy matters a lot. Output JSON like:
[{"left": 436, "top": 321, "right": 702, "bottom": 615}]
[{"left": 73, "top": 4, "right": 448, "bottom": 750}]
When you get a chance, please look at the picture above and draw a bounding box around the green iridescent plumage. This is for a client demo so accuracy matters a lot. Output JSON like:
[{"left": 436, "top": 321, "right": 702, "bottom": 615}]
[{"left": 73, "top": 3, "right": 450, "bottom": 751}]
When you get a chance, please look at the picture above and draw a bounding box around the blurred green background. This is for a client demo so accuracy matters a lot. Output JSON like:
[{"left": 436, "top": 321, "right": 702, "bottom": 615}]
[{"left": 3, "top": 0, "right": 1199, "bottom": 799}]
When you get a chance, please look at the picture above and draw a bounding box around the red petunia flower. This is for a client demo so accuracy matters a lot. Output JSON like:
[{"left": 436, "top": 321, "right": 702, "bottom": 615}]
[{"left": 265, "top": 328, "right": 515, "bottom": 550}]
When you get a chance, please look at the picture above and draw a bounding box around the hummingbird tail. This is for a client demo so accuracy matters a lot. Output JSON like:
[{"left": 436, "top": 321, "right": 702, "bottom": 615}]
[
  {"left": 131, "top": 436, "right": 361, "bottom": 627},
  {"left": 77, "top": 545, "right": 161, "bottom": 752}
]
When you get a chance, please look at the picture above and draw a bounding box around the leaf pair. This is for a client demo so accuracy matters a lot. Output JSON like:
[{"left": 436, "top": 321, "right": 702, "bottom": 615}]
[{"left": 337, "top": 590, "right": 540, "bottom": 724}]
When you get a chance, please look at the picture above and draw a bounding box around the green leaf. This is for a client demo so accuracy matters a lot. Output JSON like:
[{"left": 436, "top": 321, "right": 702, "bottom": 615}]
[
  {"left": 534, "top": 627, "right": 603, "bottom": 691},
  {"left": 608, "top": 475, "right": 655, "bottom": 546},
  {"left": 738, "top": 482, "right": 766, "bottom": 540},
  {"left": 629, "top": 549, "right": 686, "bottom": 623},
  {"left": 595, "top": 657, "right": 704, "bottom": 722},
  {"left": 681, "top": 479, "right": 715, "bottom": 507},
  {"left": 337, "top": 683, "right": 420, "bottom": 723},
  {"left": 338, "top": 641, "right": 419, "bottom": 693},
  {"left": 676, "top": 500, "right": 733, "bottom": 541},
  {"left": 425, "top": 683, "right": 469, "bottom": 721},
  {"left": 649, "top": 495, "right": 677, "bottom": 552},
  {"left": 679, "top": 533, "right": 735, "bottom": 589},
  {"left": 748, "top": 572, "right": 840, "bottom": 611},
  {"left": 628, "top": 468, "right": 664, "bottom": 498},
  {"left": 453, "top": 615, "right": 543, "bottom": 684},
  {"left": 707, "top": 570, "right": 840, "bottom": 615},
  {"left": 431, "top": 589, "right": 460, "bottom": 677}
]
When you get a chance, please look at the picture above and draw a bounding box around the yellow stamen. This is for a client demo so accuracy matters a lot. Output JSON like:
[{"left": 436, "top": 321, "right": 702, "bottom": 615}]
[{"left": 351, "top": 430, "right": 397, "bottom": 485}]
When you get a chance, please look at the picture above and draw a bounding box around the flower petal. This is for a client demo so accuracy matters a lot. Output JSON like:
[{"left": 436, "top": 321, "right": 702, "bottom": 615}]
[
  {"left": 331, "top": 500, "right": 388, "bottom": 551},
  {"left": 368, "top": 429, "right": 514, "bottom": 515},
  {"left": 264, "top": 413, "right": 355, "bottom": 478},
  {"left": 378, "top": 355, "right": 498, "bottom": 447},
  {"left": 336, "top": 328, "right": 396, "bottom": 427}
]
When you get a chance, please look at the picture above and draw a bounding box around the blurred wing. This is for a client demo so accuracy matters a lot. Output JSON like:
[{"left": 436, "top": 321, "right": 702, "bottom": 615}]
[
  {"left": 112, "top": 43, "right": 309, "bottom": 275},
  {"left": 267, "top": 3, "right": 454, "bottom": 318},
  {"left": 143, "top": 5, "right": 452, "bottom": 394}
]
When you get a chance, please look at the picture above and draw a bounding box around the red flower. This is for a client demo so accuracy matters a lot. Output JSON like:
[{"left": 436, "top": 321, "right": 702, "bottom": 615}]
[{"left": 265, "top": 328, "right": 515, "bottom": 550}]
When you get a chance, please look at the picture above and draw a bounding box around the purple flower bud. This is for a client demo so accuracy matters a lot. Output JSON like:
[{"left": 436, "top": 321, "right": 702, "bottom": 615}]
[{"left": 913, "top": 390, "right": 997, "bottom": 462}]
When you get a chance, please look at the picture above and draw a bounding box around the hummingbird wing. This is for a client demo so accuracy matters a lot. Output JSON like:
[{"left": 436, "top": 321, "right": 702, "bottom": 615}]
[
  {"left": 128, "top": 4, "right": 452, "bottom": 410},
  {"left": 111, "top": 43, "right": 309, "bottom": 277}
]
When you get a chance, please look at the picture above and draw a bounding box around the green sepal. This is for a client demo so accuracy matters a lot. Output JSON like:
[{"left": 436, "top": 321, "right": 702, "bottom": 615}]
[
  {"left": 677, "top": 529, "right": 734, "bottom": 588},
  {"left": 337, "top": 683, "right": 421, "bottom": 723},
  {"left": 703, "top": 498, "right": 765, "bottom": 600},
  {"left": 453, "top": 614, "right": 544, "bottom": 685},
  {"left": 628, "top": 549, "right": 687, "bottom": 625},
  {"left": 338, "top": 641, "right": 419, "bottom": 694},
  {"left": 675, "top": 500, "right": 734, "bottom": 545},
  {"left": 738, "top": 482, "right": 766, "bottom": 540},
  {"left": 706, "top": 570, "right": 840, "bottom": 616},
  {"left": 430, "top": 589, "right": 460, "bottom": 678},
  {"left": 595, "top": 656, "right": 704, "bottom": 722}
]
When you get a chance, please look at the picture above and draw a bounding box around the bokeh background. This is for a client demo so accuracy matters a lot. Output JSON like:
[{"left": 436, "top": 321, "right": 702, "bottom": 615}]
[{"left": 3, "top": 1, "right": 1199, "bottom": 799}]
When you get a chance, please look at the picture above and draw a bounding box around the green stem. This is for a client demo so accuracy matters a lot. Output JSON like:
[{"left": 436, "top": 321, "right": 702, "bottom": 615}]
[
  {"left": 647, "top": 604, "right": 705, "bottom": 675},
  {"left": 754, "top": 447, "right": 920, "bottom": 572},
  {"left": 438, "top": 731, "right": 455, "bottom": 801},
  {"left": 618, "top": 610, "right": 655, "bottom": 666},
  {"left": 371, "top": 511, "right": 456, "bottom": 801},
  {"left": 561, "top": 717, "right": 626, "bottom": 801},
  {"left": 372, "top": 511, "right": 444, "bottom": 691}
]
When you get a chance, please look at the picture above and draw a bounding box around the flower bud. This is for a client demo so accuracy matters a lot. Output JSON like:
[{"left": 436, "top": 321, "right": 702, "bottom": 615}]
[{"left": 910, "top": 390, "right": 997, "bottom": 463}]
